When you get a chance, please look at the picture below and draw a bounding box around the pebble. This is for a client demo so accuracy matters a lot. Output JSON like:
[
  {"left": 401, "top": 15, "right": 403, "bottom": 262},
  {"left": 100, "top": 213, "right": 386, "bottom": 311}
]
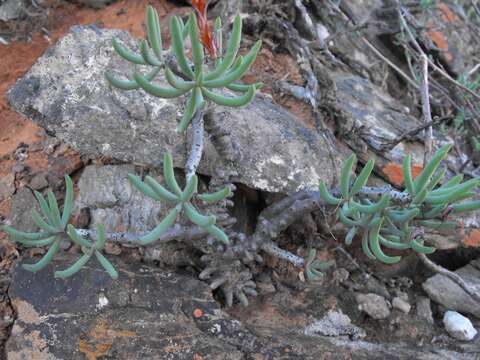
[
  {"left": 416, "top": 296, "right": 434, "bottom": 324},
  {"left": 443, "top": 311, "right": 477, "bottom": 341},
  {"left": 356, "top": 293, "right": 391, "bottom": 319},
  {"left": 392, "top": 297, "right": 411, "bottom": 314}
]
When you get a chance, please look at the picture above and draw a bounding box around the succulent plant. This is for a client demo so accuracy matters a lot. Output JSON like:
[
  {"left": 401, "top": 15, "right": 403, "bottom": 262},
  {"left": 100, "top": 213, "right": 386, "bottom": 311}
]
[
  {"left": 1, "top": 176, "right": 118, "bottom": 278},
  {"left": 128, "top": 152, "right": 232, "bottom": 245},
  {"left": 304, "top": 248, "right": 335, "bottom": 280},
  {"left": 2, "top": 175, "right": 74, "bottom": 272},
  {"left": 106, "top": 6, "right": 262, "bottom": 133},
  {"left": 57, "top": 224, "right": 117, "bottom": 279},
  {"left": 319, "top": 145, "right": 480, "bottom": 264}
]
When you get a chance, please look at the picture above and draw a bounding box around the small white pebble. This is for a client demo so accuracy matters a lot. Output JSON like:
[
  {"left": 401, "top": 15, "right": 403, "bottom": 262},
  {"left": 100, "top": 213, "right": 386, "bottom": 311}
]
[
  {"left": 392, "top": 297, "right": 411, "bottom": 314},
  {"left": 443, "top": 311, "right": 477, "bottom": 341},
  {"left": 96, "top": 294, "right": 109, "bottom": 310}
]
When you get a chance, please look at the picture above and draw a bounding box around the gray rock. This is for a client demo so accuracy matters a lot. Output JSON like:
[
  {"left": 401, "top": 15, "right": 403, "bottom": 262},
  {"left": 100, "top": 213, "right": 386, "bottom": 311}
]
[
  {"left": 6, "top": 254, "right": 245, "bottom": 359},
  {"left": 416, "top": 296, "right": 434, "bottom": 324},
  {"left": 423, "top": 259, "right": 480, "bottom": 318},
  {"left": 443, "top": 311, "right": 478, "bottom": 341},
  {"left": 0, "top": 0, "right": 24, "bottom": 22},
  {"left": 9, "top": 187, "right": 39, "bottom": 232},
  {"left": 29, "top": 172, "right": 49, "bottom": 190},
  {"left": 392, "top": 297, "right": 411, "bottom": 314},
  {"left": 7, "top": 26, "right": 341, "bottom": 194},
  {"left": 0, "top": 173, "right": 14, "bottom": 201},
  {"left": 75, "top": 165, "right": 165, "bottom": 234},
  {"left": 304, "top": 309, "right": 365, "bottom": 339},
  {"left": 355, "top": 293, "right": 391, "bottom": 320},
  {"left": 6, "top": 255, "right": 473, "bottom": 360}
]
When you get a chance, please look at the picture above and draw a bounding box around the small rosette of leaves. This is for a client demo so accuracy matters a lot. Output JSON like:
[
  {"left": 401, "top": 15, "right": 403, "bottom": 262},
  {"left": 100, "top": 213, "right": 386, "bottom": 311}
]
[
  {"left": 105, "top": 6, "right": 262, "bottom": 133},
  {"left": 2, "top": 175, "right": 75, "bottom": 272},
  {"left": 304, "top": 249, "right": 335, "bottom": 281},
  {"left": 127, "top": 152, "right": 231, "bottom": 246},
  {"left": 318, "top": 145, "right": 480, "bottom": 264},
  {"left": 55, "top": 224, "right": 118, "bottom": 279}
]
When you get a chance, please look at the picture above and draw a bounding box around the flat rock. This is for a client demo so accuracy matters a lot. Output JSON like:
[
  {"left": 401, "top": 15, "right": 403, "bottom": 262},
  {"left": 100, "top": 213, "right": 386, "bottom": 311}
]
[
  {"left": 0, "top": 0, "right": 24, "bottom": 22},
  {"left": 6, "top": 254, "right": 245, "bottom": 359},
  {"left": 0, "top": 173, "right": 14, "bottom": 202},
  {"left": 355, "top": 293, "right": 391, "bottom": 320},
  {"left": 6, "top": 254, "right": 474, "bottom": 359},
  {"left": 423, "top": 259, "right": 480, "bottom": 318},
  {"left": 7, "top": 25, "right": 341, "bottom": 193}
]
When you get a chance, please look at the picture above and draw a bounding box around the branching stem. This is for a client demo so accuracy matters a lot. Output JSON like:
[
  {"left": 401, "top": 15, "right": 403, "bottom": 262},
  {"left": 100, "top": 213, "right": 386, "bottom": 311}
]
[{"left": 185, "top": 109, "right": 204, "bottom": 180}]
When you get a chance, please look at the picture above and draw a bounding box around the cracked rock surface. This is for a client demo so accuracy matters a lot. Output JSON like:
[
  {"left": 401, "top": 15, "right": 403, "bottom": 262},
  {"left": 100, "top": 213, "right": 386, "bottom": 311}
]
[{"left": 6, "top": 254, "right": 477, "bottom": 360}]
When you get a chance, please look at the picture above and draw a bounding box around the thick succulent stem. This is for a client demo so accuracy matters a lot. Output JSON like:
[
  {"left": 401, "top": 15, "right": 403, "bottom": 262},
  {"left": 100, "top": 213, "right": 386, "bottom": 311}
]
[
  {"left": 260, "top": 241, "right": 305, "bottom": 267},
  {"left": 75, "top": 217, "right": 236, "bottom": 247},
  {"left": 185, "top": 109, "right": 205, "bottom": 180}
]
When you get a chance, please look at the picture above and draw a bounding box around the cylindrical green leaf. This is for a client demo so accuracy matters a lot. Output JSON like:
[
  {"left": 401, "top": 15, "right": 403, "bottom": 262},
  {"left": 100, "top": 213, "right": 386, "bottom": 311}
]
[
  {"left": 416, "top": 220, "right": 458, "bottom": 230},
  {"left": 350, "top": 159, "right": 374, "bottom": 196},
  {"left": 163, "top": 153, "right": 182, "bottom": 195},
  {"left": 140, "top": 40, "right": 162, "bottom": 66},
  {"left": 427, "top": 166, "right": 447, "bottom": 191},
  {"left": 203, "top": 40, "right": 261, "bottom": 88},
  {"left": 2, "top": 225, "right": 50, "bottom": 241},
  {"left": 413, "top": 144, "right": 452, "bottom": 194},
  {"left": 197, "top": 187, "right": 231, "bottom": 203},
  {"left": 368, "top": 217, "right": 401, "bottom": 264},
  {"left": 139, "top": 205, "right": 181, "bottom": 245},
  {"left": 378, "top": 235, "right": 410, "bottom": 250},
  {"left": 105, "top": 67, "right": 161, "bottom": 91},
  {"left": 17, "top": 236, "right": 56, "bottom": 248},
  {"left": 169, "top": 16, "right": 195, "bottom": 79},
  {"left": 183, "top": 203, "right": 216, "bottom": 227},
  {"left": 361, "top": 231, "right": 376, "bottom": 259},
  {"left": 205, "top": 225, "right": 230, "bottom": 245},
  {"left": 350, "top": 193, "right": 390, "bottom": 214},
  {"left": 176, "top": 92, "right": 197, "bottom": 134},
  {"left": 34, "top": 191, "right": 57, "bottom": 228},
  {"left": 385, "top": 208, "right": 420, "bottom": 223},
  {"left": 318, "top": 181, "right": 342, "bottom": 205},
  {"left": 31, "top": 209, "right": 59, "bottom": 234},
  {"left": 215, "top": 17, "right": 223, "bottom": 62},
  {"left": 451, "top": 200, "right": 480, "bottom": 213},
  {"left": 23, "top": 238, "right": 60, "bottom": 272},
  {"left": 47, "top": 190, "right": 62, "bottom": 227},
  {"left": 402, "top": 154, "right": 414, "bottom": 195},
  {"left": 61, "top": 175, "right": 74, "bottom": 228},
  {"left": 205, "top": 15, "right": 242, "bottom": 80},
  {"left": 133, "top": 72, "right": 188, "bottom": 98},
  {"left": 146, "top": 5, "right": 163, "bottom": 61},
  {"left": 127, "top": 174, "right": 161, "bottom": 201},
  {"left": 95, "top": 251, "right": 118, "bottom": 279},
  {"left": 338, "top": 209, "right": 362, "bottom": 226},
  {"left": 410, "top": 239, "right": 436, "bottom": 254},
  {"left": 54, "top": 252, "right": 92, "bottom": 279},
  {"left": 144, "top": 176, "right": 179, "bottom": 203},
  {"left": 112, "top": 38, "right": 146, "bottom": 65},
  {"left": 188, "top": 13, "right": 204, "bottom": 74},
  {"left": 340, "top": 154, "right": 356, "bottom": 199},
  {"left": 201, "top": 86, "right": 255, "bottom": 107},
  {"left": 181, "top": 175, "right": 198, "bottom": 202},
  {"left": 66, "top": 224, "right": 91, "bottom": 248},
  {"left": 164, "top": 67, "right": 195, "bottom": 91},
  {"left": 95, "top": 223, "right": 106, "bottom": 250}
]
